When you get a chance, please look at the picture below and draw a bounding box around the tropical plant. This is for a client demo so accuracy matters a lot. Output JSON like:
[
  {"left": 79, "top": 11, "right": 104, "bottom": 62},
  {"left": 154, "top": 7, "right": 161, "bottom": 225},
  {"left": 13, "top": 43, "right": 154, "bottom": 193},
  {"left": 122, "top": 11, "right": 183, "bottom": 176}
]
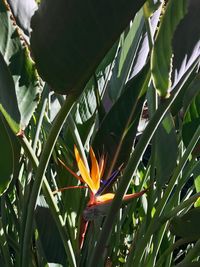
[{"left": 0, "top": 0, "right": 200, "bottom": 266}]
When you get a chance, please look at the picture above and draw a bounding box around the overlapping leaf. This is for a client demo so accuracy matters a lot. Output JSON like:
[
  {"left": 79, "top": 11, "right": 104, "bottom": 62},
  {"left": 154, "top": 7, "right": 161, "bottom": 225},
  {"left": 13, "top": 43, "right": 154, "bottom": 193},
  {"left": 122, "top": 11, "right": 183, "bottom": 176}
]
[
  {"left": 155, "top": 112, "right": 178, "bottom": 186},
  {"left": 30, "top": 0, "right": 146, "bottom": 95},
  {"left": 172, "top": 0, "right": 200, "bottom": 86},
  {"left": 182, "top": 75, "right": 200, "bottom": 156},
  {"left": 109, "top": 6, "right": 161, "bottom": 102},
  {"left": 0, "top": 1, "right": 41, "bottom": 132},
  {"left": 151, "top": 0, "right": 188, "bottom": 97},
  {"left": 93, "top": 64, "right": 150, "bottom": 176}
]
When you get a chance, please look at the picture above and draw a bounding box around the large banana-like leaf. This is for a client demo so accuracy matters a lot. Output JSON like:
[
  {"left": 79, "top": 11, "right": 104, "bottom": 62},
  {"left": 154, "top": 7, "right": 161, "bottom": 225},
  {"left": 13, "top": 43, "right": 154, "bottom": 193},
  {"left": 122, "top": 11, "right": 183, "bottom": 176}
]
[
  {"left": 109, "top": 7, "right": 161, "bottom": 102},
  {"left": 108, "top": 9, "right": 145, "bottom": 102},
  {"left": 30, "top": 0, "right": 146, "bottom": 95},
  {"left": 0, "top": 1, "right": 41, "bottom": 132},
  {"left": 62, "top": 43, "right": 118, "bottom": 151},
  {"left": 151, "top": 0, "right": 188, "bottom": 97}
]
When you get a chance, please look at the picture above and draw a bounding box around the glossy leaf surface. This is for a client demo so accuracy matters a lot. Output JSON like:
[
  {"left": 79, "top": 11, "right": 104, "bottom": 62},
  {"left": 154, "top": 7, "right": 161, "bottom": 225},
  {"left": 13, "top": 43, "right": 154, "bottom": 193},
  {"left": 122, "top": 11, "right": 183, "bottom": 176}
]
[{"left": 30, "top": 0, "right": 146, "bottom": 95}]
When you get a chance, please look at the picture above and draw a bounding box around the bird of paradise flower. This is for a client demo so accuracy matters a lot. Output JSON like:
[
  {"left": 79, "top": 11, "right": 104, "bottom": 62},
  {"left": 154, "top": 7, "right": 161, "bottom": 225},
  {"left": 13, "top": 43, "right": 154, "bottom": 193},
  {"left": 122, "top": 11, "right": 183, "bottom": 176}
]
[{"left": 57, "top": 146, "right": 147, "bottom": 249}]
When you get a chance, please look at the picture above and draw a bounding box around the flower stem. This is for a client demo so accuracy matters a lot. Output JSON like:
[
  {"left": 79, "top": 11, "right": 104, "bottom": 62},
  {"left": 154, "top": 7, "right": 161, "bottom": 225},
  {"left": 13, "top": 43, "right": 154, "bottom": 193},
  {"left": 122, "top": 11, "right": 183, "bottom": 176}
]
[{"left": 20, "top": 94, "right": 78, "bottom": 267}]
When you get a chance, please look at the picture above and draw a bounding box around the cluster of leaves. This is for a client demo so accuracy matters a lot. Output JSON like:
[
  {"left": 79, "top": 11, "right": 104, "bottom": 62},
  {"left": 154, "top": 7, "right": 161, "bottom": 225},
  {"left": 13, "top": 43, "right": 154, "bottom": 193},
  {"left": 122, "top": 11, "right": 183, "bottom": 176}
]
[{"left": 0, "top": 0, "right": 200, "bottom": 267}]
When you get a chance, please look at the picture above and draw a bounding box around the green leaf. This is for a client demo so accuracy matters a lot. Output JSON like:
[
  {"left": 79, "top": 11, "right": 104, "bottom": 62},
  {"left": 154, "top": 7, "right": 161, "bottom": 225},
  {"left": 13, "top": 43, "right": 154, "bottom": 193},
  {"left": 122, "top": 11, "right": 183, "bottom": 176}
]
[
  {"left": 61, "top": 41, "right": 119, "bottom": 152},
  {"left": 0, "top": 52, "right": 20, "bottom": 132},
  {"left": 192, "top": 161, "right": 200, "bottom": 207},
  {"left": 151, "top": 0, "right": 188, "bottom": 97},
  {"left": 0, "top": 1, "right": 41, "bottom": 131},
  {"left": 108, "top": 9, "right": 145, "bottom": 101},
  {"left": 172, "top": 0, "right": 200, "bottom": 85},
  {"left": 143, "top": 0, "right": 161, "bottom": 17},
  {"left": 155, "top": 112, "right": 178, "bottom": 186},
  {"left": 182, "top": 75, "right": 200, "bottom": 156},
  {"left": 183, "top": 75, "right": 200, "bottom": 113},
  {"left": 170, "top": 208, "right": 200, "bottom": 240},
  {"left": 35, "top": 196, "right": 66, "bottom": 266},
  {"left": 30, "top": 0, "right": 146, "bottom": 95},
  {"left": 93, "top": 64, "right": 150, "bottom": 176},
  {"left": 0, "top": 115, "right": 14, "bottom": 195}
]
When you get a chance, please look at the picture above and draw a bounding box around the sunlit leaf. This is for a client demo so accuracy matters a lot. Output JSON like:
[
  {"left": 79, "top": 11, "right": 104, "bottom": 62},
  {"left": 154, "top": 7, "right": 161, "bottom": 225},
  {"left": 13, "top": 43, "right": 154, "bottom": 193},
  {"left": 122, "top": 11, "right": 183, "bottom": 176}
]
[
  {"left": 109, "top": 6, "right": 161, "bottom": 102},
  {"left": 63, "top": 44, "right": 118, "bottom": 151},
  {"left": 151, "top": 0, "right": 188, "bottom": 97},
  {"left": 191, "top": 161, "right": 200, "bottom": 208},
  {"left": 108, "top": 9, "right": 145, "bottom": 101},
  {"left": 0, "top": 1, "right": 41, "bottom": 131},
  {"left": 182, "top": 75, "right": 200, "bottom": 156},
  {"left": 155, "top": 112, "right": 178, "bottom": 186}
]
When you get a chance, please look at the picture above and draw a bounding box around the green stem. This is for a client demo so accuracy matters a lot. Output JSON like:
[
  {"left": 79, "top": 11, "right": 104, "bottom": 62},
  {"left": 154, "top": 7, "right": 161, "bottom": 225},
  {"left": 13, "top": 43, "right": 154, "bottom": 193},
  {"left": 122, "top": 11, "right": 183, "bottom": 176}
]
[
  {"left": 89, "top": 57, "right": 199, "bottom": 267},
  {"left": 20, "top": 135, "right": 77, "bottom": 266},
  {"left": 20, "top": 94, "right": 78, "bottom": 267},
  {"left": 33, "top": 96, "right": 48, "bottom": 152}
]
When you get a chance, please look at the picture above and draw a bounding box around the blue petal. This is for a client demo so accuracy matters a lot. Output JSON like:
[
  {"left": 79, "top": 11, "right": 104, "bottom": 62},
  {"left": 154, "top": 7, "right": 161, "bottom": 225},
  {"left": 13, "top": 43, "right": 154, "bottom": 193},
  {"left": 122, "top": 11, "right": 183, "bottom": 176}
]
[{"left": 96, "top": 169, "right": 120, "bottom": 196}]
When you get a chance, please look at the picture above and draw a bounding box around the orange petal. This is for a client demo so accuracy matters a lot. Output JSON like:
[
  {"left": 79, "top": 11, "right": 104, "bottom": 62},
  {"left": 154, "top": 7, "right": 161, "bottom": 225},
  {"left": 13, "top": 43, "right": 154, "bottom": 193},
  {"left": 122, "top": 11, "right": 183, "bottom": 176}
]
[
  {"left": 74, "top": 146, "right": 96, "bottom": 193},
  {"left": 95, "top": 193, "right": 115, "bottom": 203},
  {"left": 122, "top": 189, "right": 148, "bottom": 202},
  {"left": 95, "top": 189, "right": 148, "bottom": 205},
  {"left": 90, "top": 148, "right": 100, "bottom": 191}
]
